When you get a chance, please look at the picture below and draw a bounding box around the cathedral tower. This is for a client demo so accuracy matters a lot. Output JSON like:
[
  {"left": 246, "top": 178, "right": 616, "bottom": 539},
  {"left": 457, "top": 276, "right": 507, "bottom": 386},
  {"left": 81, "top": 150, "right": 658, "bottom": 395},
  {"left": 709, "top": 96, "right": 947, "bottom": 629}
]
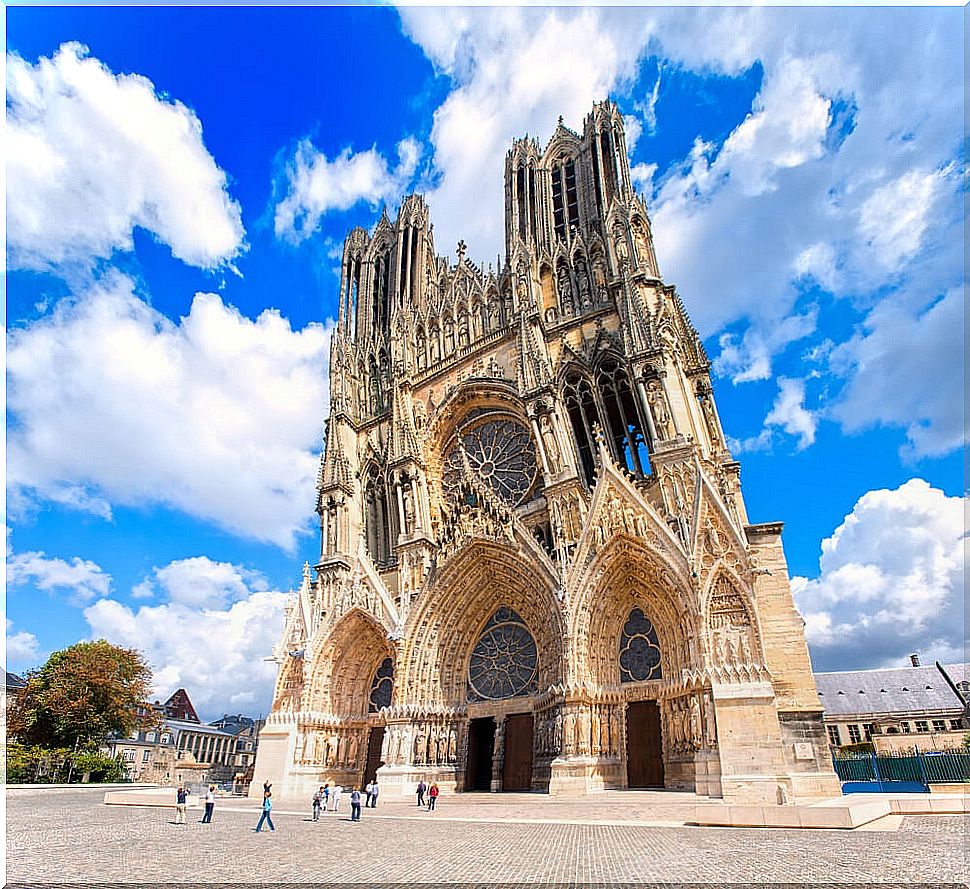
[{"left": 254, "top": 102, "right": 839, "bottom": 803}]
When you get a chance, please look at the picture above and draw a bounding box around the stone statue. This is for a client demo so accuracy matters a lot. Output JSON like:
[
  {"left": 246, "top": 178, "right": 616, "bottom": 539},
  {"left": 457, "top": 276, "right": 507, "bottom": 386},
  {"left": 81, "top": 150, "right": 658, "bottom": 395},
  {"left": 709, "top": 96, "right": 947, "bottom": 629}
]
[
  {"left": 647, "top": 380, "right": 673, "bottom": 440},
  {"left": 539, "top": 413, "right": 560, "bottom": 470}
]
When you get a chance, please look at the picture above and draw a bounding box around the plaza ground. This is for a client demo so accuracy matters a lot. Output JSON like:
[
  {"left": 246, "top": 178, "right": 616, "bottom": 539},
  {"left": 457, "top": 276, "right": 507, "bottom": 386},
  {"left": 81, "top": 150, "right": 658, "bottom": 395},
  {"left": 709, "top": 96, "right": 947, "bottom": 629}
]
[{"left": 6, "top": 786, "right": 966, "bottom": 885}]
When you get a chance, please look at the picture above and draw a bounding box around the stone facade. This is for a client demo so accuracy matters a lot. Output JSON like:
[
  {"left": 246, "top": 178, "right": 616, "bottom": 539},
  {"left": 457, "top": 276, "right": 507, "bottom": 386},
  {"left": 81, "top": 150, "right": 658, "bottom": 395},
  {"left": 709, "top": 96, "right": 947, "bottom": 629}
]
[{"left": 253, "top": 102, "right": 840, "bottom": 804}]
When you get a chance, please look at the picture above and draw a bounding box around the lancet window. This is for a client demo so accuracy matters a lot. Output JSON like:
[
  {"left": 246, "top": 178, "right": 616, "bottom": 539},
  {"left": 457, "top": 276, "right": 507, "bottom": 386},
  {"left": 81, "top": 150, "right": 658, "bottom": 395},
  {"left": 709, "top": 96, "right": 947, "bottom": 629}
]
[
  {"left": 364, "top": 466, "right": 395, "bottom": 567},
  {"left": 562, "top": 357, "right": 651, "bottom": 487},
  {"left": 551, "top": 157, "right": 580, "bottom": 242},
  {"left": 619, "top": 608, "right": 663, "bottom": 682},
  {"left": 371, "top": 250, "right": 390, "bottom": 336},
  {"left": 368, "top": 657, "right": 394, "bottom": 711}
]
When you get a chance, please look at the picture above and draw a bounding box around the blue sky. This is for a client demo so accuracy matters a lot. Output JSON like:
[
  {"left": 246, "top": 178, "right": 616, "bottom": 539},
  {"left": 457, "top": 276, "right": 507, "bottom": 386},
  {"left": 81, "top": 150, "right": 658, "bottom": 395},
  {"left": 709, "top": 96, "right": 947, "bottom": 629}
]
[{"left": 5, "top": 7, "right": 964, "bottom": 720}]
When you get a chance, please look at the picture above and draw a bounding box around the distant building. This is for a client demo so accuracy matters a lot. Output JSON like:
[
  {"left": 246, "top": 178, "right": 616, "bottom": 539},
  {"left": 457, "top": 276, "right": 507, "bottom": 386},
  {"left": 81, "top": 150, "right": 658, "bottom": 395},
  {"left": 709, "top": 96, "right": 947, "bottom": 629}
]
[
  {"left": 105, "top": 689, "right": 264, "bottom": 790},
  {"left": 815, "top": 660, "right": 968, "bottom": 753}
]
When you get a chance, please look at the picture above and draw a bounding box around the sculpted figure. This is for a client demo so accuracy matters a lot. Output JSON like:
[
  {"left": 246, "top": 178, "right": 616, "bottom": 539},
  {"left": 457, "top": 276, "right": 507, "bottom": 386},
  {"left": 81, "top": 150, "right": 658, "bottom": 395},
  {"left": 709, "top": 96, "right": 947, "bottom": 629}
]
[
  {"left": 413, "top": 730, "right": 425, "bottom": 765},
  {"left": 562, "top": 711, "right": 575, "bottom": 755},
  {"left": 448, "top": 728, "right": 458, "bottom": 762},
  {"left": 647, "top": 380, "right": 673, "bottom": 440},
  {"left": 539, "top": 413, "right": 561, "bottom": 470}
]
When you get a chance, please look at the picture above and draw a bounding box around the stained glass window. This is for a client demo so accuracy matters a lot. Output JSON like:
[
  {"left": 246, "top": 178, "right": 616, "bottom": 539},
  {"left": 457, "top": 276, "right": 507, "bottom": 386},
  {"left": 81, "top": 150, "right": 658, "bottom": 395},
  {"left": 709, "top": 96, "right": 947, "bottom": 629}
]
[
  {"left": 442, "top": 416, "right": 538, "bottom": 506},
  {"left": 368, "top": 657, "right": 394, "bottom": 712},
  {"left": 619, "top": 608, "right": 662, "bottom": 683},
  {"left": 467, "top": 606, "right": 539, "bottom": 702}
]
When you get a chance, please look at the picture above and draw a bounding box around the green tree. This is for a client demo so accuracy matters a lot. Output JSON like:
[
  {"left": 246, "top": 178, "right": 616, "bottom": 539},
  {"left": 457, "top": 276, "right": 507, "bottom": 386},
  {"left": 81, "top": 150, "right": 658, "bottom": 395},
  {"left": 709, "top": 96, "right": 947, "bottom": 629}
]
[{"left": 8, "top": 640, "right": 155, "bottom": 749}]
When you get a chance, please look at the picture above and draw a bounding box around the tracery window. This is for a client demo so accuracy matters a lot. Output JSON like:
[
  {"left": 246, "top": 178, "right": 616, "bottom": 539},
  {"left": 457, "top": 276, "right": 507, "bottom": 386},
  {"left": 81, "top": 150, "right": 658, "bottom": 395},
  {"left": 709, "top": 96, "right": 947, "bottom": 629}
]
[
  {"left": 368, "top": 657, "right": 394, "bottom": 712},
  {"left": 467, "top": 606, "right": 539, "bottom": 702},
  {"left": 562, "top": 358, "right": 651, "bottom": 487},
  {"left": 619, "top": 608, "right": 663, "bottom": 683},
  {"left": 551, "top": 157, "right": 580, "bottom": 242},
  {"left": 441, "top": 414, "right": 538, "bottom": 507}
]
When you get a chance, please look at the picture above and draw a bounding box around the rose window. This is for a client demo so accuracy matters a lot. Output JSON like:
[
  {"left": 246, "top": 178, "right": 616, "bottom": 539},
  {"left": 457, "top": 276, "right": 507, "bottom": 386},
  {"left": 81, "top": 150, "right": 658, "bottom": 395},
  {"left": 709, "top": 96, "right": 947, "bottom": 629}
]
[
  {"left": 619, "top": 608, "right": 663, "bottom": 683},
  {"left": 467, "top": 606, "right": 539, "bottom": 702},
  {"left": 441, "top": 416, "right": 538, "bottom": 506}
]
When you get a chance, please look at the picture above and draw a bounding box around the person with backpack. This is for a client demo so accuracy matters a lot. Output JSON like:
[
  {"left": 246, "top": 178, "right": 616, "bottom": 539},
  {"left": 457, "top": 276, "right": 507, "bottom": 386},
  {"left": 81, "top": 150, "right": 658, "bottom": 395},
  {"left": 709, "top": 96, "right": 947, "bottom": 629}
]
[
  {"left": 312, "top": 786, "right": 324, "bottom": 821},
  {"left": 416, "top": 779, "right": 427, "bottom": 807},
  {"left": 427, "top": 782, "right": 439, "bottom": 811},
  {"left": 255, "top": 791, "right": 275, "bottom": 832}
]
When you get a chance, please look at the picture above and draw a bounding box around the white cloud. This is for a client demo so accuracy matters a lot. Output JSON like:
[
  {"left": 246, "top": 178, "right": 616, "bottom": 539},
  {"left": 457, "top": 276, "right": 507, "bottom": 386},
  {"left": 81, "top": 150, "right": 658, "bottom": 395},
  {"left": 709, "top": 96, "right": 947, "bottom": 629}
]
[
  {"left": 714, "top": 308, "right": 817, "bottom": 384},
  {"left": 5, "top": 620, "right": 42, "bottom": 668},
  {"left": 274, "top": 136, "right": 421, "bottom": 243},
  {"left": 829, "top": 286, "right": 963, "bottom": 459},
  {"left": 792, "top": 479, "right": 966, "bottom": 671},
  {"left": 139, "top": 556, "right": 269, "bottom": 610},
  {"left": 857, "top": 166, "right": 950, "bottom": 272},
  {"left": 7, "top": 272, "right": 332, "bottom": 550},
  {"left": 84, "top": 572, "right": 287, "bottom": 719},
  {"left": 764, "top": 377, "right": 817, "bottom": 450},
  {"left": 6, "top": 549, "right": 112, "bottom": 603},
  {"left": 7, "top": 42, "right": 245, "bottom": 272}
]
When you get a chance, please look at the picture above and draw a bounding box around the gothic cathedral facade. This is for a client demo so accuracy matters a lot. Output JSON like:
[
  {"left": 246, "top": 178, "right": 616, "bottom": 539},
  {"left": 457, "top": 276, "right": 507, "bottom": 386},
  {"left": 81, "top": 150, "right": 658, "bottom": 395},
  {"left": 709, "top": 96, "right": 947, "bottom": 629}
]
[{"left": 254, "top": 103, "right": 840, "bottom": 803}]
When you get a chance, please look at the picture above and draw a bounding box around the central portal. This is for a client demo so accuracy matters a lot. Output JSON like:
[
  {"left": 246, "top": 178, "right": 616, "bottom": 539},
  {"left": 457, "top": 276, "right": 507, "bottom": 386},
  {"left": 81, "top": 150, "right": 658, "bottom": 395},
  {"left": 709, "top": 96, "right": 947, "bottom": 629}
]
[
  {"left": 465, "top": 717, "right": 495, "bottom": 791},
  {"left": 501, "top": 713, "right": 534, "bottom": 791},
  {"left": 626, "top": 700, "right": 664, "bottom": 787}
]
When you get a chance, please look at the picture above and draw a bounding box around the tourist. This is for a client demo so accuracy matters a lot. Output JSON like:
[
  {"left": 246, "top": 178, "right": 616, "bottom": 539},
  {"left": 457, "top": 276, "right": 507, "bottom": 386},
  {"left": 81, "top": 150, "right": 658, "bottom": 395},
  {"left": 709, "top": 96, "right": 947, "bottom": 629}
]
[
  {"left": 364, "top": 781, "right": 374, "bottom": 807},
  {"left": 200, "top": 785, "right": 215, "bottom": 823},
  {"left": 416, "top": 779, "right": 427, "bottom": 807},
  {"left": 370, "top": 780, "right": 380, "bottom": 808},
  {"left": 255, "top": 791, "right": 275, "bottom": 832},
  {"left": 331, "top": 784, "right": 343, "bottom": 812},
  {"left": 312, "top": 786, "right": 324, "bottom": 821},
  {"left": 322, "top": 782, "right": 330, "bottom": 810},
  {"left": 263, "top": 780, "right": 272, "bottom": 796},
  {"left": 350, "top": 787, "right": 362, "bottom": 822},
  {"left": 174, "top": 785, "right": 188, "bottom": 825},
  {"left": 427, "top": 782, "right": 439, "bottom": 811}
]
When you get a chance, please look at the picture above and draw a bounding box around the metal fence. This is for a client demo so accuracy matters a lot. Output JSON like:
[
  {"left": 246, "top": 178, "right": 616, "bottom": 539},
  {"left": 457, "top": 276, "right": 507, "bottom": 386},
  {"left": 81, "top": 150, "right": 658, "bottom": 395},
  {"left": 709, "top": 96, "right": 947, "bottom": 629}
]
[{"left": 833, "top": 750, "right": 970, "bottom": 792}]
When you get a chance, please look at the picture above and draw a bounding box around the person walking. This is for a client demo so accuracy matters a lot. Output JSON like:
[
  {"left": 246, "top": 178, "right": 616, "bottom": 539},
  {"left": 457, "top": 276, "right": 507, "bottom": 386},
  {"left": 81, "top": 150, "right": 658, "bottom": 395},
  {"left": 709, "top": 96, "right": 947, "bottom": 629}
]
[
  {"left": 174, "top": 785, "right": 188, "bottom": 824},
  {"left": 331, "top": 784, "right": 343, "bottom": 812},
  {"left": 255, "top": 791, "right": 275, "bottom": 832},
  {"left": 364, "top": 781, "right": 373, "bottom": 808},
  {"left": 427, "top": 782, "right": 439, "bottom": 812},
  {"left": 370, "top": 780, "right": 380, "bottom": 809},
  {"left": 312, "top": 786, "right": 324, "bottom": 821},
  {"left": 350, "top": 787, "right": 362, "bottom": 822},
  {"left": 322, "top": 782, "right": 330, "bottom": 811},
  {"left": 416, "top": 780, "right": 427, "bottom": 807},
  {"left": 200, "top": 785, "right": 215, "bottom": 823}
]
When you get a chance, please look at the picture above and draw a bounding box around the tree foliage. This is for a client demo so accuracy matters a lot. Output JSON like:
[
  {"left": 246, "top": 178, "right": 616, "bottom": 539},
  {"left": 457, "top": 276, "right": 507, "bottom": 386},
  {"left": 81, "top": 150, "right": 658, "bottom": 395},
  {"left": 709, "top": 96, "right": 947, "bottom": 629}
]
[{"left": 8, "top": 640, "right": 155, "bottom": 748}]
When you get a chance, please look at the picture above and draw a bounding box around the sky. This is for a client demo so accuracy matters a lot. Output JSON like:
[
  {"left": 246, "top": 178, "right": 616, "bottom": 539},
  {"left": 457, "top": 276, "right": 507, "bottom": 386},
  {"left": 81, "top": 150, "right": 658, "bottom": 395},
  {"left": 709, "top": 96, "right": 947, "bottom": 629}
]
[{"left": 4, "top": 6, "right": 965, "bottom": 721}]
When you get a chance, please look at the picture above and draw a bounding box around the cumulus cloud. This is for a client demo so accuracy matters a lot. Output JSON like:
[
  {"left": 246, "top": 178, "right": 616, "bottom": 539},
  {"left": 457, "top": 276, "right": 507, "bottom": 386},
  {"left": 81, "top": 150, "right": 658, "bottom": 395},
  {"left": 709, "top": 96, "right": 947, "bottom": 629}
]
[
  {"left": 792, "top": 479, "right": 966, "bottom": 671},
  {"left": 6, "top": 549, "right": 112, "bottom": 603},
  {"left": 7, "top": 272, "right": 332, "bottom": 550},
  {"left": 6, "top": 619, "right": 42, "bottom": 669},
  {"left": 274, "top": 136, "right": 421, "bottom": 243},
  {"left": 84, "top": 564, "right": 288, "bottom": 719},
  {"left": 137, "top": 556, "right": 269, "bottom": 610},
  {"left": 7, "top": 42, "right": 245, "bottom": 271},
  {"left": 764, "top": 377, "right": 817, "bottom": 450}
]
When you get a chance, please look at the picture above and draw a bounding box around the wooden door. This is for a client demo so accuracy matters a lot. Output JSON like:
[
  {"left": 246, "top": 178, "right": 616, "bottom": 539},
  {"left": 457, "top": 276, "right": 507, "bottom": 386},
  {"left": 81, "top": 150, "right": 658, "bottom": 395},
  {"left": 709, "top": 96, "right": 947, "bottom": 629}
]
[
  {"left": 502, "top": 713, "right": 534, "bottom": 791},
  {"left": 626, "top": 701, "right": 664, "bottom": 788},
  {"left": 465, "top": 718, "right": 495, "bottom": 791},
  {"left": 363, "top": 726, "right": 385, "bottom": 786}
]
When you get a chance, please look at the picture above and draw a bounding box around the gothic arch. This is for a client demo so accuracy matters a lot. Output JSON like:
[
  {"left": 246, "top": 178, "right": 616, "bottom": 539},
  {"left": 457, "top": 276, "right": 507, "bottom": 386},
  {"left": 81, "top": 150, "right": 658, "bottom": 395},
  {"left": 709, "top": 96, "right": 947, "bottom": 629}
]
[
  {"left": 401, "top": 542, "right": 565, "bottom": 707},
  {"left": 702, "top": 569, "right": 765, "bottom": 669},
  {"left": 307, "top": 608, "right": 394, "bottom": 716}
]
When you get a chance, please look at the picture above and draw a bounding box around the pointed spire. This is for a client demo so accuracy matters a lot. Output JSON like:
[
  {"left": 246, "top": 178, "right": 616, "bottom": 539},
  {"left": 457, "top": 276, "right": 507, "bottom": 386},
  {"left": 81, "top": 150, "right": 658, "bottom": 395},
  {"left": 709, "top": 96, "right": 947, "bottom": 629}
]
[
  {"left": 388, "top": 383, "right": 420, "bottom": 464},
  {"left": 516, "top": 310, "right": 550, "bottom": 394}
]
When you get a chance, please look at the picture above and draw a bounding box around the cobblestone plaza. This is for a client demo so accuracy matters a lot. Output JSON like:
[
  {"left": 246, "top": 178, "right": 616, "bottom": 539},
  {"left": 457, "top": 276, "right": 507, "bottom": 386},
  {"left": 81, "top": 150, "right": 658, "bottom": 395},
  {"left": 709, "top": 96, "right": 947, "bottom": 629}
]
[{"left": 6, "top": 787, "right": 966, "bottom": 885}]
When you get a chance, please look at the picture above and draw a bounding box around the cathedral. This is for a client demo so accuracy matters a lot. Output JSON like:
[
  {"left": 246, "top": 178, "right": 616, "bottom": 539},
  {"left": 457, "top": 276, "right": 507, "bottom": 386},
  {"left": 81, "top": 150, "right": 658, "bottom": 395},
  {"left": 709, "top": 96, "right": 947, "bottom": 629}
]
[{"left": 254, "top": 102, "right": 840, "bottom": 803}]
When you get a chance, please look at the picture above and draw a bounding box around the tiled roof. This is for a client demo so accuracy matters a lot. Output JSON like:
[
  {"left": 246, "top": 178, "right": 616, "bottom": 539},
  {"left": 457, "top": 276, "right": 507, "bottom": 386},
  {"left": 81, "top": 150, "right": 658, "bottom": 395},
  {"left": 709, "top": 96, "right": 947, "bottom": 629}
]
[
  {"left": 6, "top": 671, "right": 27, "bottom": 690},
  {"left": 814, "top": 663, "right": 967, "bottom": 718}
]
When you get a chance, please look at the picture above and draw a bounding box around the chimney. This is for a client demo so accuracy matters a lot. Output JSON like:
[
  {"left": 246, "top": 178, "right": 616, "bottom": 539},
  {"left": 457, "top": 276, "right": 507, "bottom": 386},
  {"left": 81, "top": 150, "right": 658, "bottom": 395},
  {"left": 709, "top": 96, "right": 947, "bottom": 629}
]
[{"left": 910, "top": 653, "right": 921, "bottom": 667}]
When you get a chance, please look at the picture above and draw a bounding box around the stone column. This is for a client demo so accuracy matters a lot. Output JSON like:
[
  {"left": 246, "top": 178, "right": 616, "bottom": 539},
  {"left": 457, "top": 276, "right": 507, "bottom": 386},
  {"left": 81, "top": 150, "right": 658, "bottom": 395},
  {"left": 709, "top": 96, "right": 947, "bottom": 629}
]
[{"left": 635, "top": 378, "right": 659, "bottom": 445}]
